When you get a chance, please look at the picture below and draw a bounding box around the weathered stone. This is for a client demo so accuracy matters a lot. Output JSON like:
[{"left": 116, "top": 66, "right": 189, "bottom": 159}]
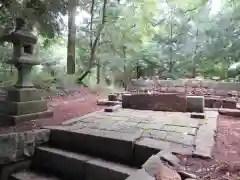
[
  {"left": 122, "top": 93, "right": 187, "bottom": 112},
  {"left": 162, "top": 126, "right": 197, "bottom": 136},
  {"left": 193, "top": 118, "right": 216, "bottom": 159},
  {"left": 32, "top": 146, "right": 91, "bottom": 179},
  {"left": 0, "top": 18, "right": 52, "bottom": 126},
  {"left": 218, "top": 108, "right": 240, "bottom": 117},
  {"left": 125, "top": 169, "right": 155, "bottom": 180},
  {"left": 108, "top": 94, "right": 118, "bottom": 101},
  {"left": 10, "top": 170, "right": 61, "bottom": 180},
  {"left": 6, "top": 87, "right": 41, "bottom": 102},
  {"left": 0, "top": 133, "right": 19, "bottom": 164},
  {"left": 142, "top": 155, "right": 162, "bottom": 177},
  {"left": 142, "top": 130, "right": 167, "bottom": 140},
  {"left": 156, "top": 164, "right": 181, "bottom": 180},
  {"left": 134, "top": 138, "right": 193, "bottom": 166},
  {"left": 104, "top": 105, "right": 121, "bottom": 112},
  {"left": 186, "top": 96, "right": 204, "bottom": 113},
  {"left": 85, "top": 158, "right": 136, "bottom": 180},
  {"left": 177, "top": 170, "right": 197, "bottom": 179},
  {"left": 157, "top": 150, "right": 180, "bottom": 167},
  {"left": 0, "top": 160, "right": 31, "bottom": 180},
  {"left": 0, "top": 129, "right": 50, "bottom": 164},
  {"left": 49, "top": 128, "right": 142, "bottom": 164},
  {"left": 97, "top": 99, "right": 121, "bottom": 106},
  {"left": 165, "top": 132, "right": 195, "bottom": 146}
]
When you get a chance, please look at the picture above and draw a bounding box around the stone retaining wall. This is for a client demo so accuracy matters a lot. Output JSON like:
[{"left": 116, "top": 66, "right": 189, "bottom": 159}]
[
  {"left": 122, "top": 93, "right": 187, "bottom": 112},
  {"left": 122, "top": 94, "right": 237, "bottom": 111},
  {"left": 128, "top": 79, "right": 240, "bottom": 92},
  {"left": 0, "top": 129, "right": 50, "bottom": 180}
]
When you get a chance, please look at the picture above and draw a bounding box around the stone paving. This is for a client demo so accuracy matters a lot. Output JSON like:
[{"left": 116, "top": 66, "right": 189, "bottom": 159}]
[{"left": 61, "top": 108, "right": 218, "bottom": 158}]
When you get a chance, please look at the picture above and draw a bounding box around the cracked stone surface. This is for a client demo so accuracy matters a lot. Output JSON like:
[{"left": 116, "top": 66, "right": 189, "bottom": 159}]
[{"left": 61, "top": 108, "right": 218, "bottom": 157}]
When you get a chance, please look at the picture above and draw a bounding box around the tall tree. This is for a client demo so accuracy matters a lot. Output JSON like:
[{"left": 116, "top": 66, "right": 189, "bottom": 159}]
[{"left": 67, "top": 0, "right": 77, "bottom": 74}]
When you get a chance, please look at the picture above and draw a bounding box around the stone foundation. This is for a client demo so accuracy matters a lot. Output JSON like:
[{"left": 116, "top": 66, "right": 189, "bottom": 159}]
[
  {"left": 205, "top": 97, "right": 236, "bottom": 109},
  {"left": 122, "top": 93, "right": 237, "bottom": 112},
  {"left": 122, "top": 93, "right": 187, "bottom": 112}
]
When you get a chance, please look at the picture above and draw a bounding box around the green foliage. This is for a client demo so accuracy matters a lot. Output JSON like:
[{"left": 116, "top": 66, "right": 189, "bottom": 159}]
[{"left": 1, "top": 0, "right": 240, "bottom": 90}]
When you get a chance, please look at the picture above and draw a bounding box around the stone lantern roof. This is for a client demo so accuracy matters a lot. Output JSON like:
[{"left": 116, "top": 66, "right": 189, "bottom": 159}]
[{"left": 1, "top": 18, "right": 37, "bottom": 46}]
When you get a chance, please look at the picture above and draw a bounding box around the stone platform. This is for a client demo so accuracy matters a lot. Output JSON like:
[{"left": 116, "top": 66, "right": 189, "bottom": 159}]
[
  {"left": 60, "top": 107, "right": 218, "bottom": 161},
  {"left": 7, "top": 108, "right": 218, "bottom": 180}
]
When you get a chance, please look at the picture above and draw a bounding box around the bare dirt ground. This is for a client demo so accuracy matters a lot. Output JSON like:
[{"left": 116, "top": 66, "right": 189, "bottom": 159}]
[
  {"left": 0, "top": 86, "right": 107, "bottom": 134},
  {"left": 0, "top": 86, "right": 239, "bottom": 179},
  {"left": 180, "top": 115, "right": 240, "bottom": 180}
]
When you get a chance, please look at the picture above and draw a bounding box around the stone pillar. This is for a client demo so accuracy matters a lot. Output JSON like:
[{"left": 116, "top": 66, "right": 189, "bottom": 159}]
[{"left": 0, "top": 18, "right": 53, "bottom": 126}]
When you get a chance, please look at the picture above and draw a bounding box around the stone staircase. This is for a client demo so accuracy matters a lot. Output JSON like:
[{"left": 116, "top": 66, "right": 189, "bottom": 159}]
[{"left": 9, "top": 128, "right": 139, "bottom": 180}]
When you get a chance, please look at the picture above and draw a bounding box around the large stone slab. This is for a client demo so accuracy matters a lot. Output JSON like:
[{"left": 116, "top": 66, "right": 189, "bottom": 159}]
[
  {"left": 49, "top": 128, "right": 142, "bottom": 164},
  {"left": 122, "top": 93, "right": 187, "bottom": 112},
  {"left": 134, "top": 137, "right": 193, "bottom": 166},
  {"left": 193, "top": 116, "right": 217, "bottom": 158},
  {"left": 85, "top": 158, "right": 136, "bottom": 180},
  {"left": 125, "top": 169, "right": 154, "bottom": 180}
]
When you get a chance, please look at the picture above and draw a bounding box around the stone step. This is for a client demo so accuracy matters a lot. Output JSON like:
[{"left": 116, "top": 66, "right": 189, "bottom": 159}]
[
  {"left": 31, "top": 146, "right": 136, "bottom": 180},
  {"left": 10, "top": 170, "right": 63, "bottom": 180},
  {"left": 48, "top": 128, "right": 141, "bottom": 165}
]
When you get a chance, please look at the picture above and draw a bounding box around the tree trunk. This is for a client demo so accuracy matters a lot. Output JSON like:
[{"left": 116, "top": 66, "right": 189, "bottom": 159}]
[
  {"left": 192, "top": 29, "right": 199, "bottom": 78},
  {"left": 77, "top": 0, "right": 107, "bottom": 83},
  {"left": 168, "top": 8, "right": 173, "bottom": 73},
  {"left": 96, "top": 58, "right": 100, "bottom": 84},
  {"left": 67, "top": 0, "right": 77, "bottom": 74},
  {"left": 123, "top": 45, "right": 127, "bottom": 90}
]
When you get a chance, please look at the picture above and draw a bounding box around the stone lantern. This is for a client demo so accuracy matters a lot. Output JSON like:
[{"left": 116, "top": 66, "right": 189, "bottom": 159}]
[{"left": 0, "top": 18, "right": 53, "bottom": 126}]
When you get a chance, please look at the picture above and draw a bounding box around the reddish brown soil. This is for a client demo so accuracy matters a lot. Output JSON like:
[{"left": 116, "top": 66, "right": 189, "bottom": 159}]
[
  {"left": 0, "top": 87, "right": 240, "bottom": 180},
  {"left": 0, "top": 87, "right": 107, "bottom": 134},
  {"left": 180, "top": 115, "right": 240, "bottom": 180}
]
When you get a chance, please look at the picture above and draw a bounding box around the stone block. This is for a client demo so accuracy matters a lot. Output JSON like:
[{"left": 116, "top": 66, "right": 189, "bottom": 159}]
[
  {"left": 122, "top": 93, "right": 186, "bottom": 112},
  {"left": 108, "top": 94, "right": 118, "bottom": 101},
  {"left": 32, "top": 146, "right": 90, "bottom": 179},
  {"left": 125, "top": 169, "right": 155, "bottom": 180},
  {"left": 186, "top": 96, "right": 204, "bottom": 113},
  {"left": 104, "top": 105, "right": 121, "bottom": 112},
  {"left": 97, "top": 99, "right": 121, "bottom": 106},
  {"left": 10, "top": 170, "right": 61, "bottom": 180},
  {"left": 49, "top": 128, "right": 142, "bottom": 165},
  {"left": 0, "top": 129, "right": 50, "bottom": 164},
  {"left": 0, "top": 160, "right": 31, "bottom": 180},
  {"left": 142, "top": 155, "right": 162, "bottom": 177},
  {"left": 0, "top": 110, "right": 53, "bottom": 126},
  {"left": 218, "top": 108, "right": 240, "bottom": 117},
  {"left": 222, "top": 99, "right": 236, "bottom": 109},
  {"left": 156, "top": 150, "right": 180, "bottom": 167},
  {"left": 85, "top": 158, "right": 136, "bottom": 180},
  {"left": 122, "top": 94, "right": 132, "bottom": 108},
  {"left": 0, "top": 100, "right": 48, "bottom": 116},
  {"left": 156, "top": 164, "right": 181, "bottom": 180},
  {"left": 6, "top": 87, "right": 41, "bottom": 102},
  {"left": 134, "top": 138, "right": 193, "bottom": 166},
  {"left": 177, "top": 171, "right": 197, "bottom": 179}
]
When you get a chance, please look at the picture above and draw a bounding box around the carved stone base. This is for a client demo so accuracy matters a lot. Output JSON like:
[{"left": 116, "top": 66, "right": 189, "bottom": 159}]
[
  {"left": 0, "top": 87, "right": 53, "bottom": 127},
  {"left": 0, "top": 110, "right": 53, "bottom": 126}
]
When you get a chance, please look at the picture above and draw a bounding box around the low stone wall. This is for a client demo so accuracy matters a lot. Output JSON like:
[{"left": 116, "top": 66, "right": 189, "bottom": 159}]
[
  {"left": 122, "top": 93, "right": 187, "bottom": 112},
  {"left": 205, "top": 97, "right": 236, "bottom": 109},
  {"left": 0, "top": 129, "right": 50, "bottom": 180},
  {"left": 128, "top": 79, "right": 240, "bottom": 93},
  {"left": 122, "top": 93, "right": 237, "bottom": 111}
]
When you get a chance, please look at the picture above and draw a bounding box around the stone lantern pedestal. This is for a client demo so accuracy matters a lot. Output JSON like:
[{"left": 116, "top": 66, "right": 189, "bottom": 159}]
[{"left": 0, "top": 18, "right": 53, "bottom": 126}]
